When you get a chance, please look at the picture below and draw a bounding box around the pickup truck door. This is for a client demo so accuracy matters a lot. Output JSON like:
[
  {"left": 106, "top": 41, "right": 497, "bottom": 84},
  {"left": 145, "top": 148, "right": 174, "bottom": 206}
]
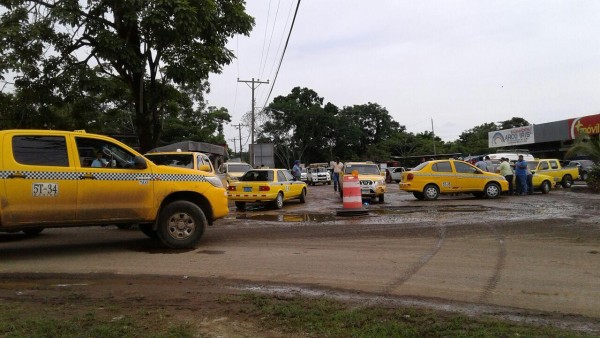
[
  {"left": 1, "top": 133, "right": 78, "bottom": 226},
  {"left": 73, "top": 136, "right": 154, "bottom": 222}
]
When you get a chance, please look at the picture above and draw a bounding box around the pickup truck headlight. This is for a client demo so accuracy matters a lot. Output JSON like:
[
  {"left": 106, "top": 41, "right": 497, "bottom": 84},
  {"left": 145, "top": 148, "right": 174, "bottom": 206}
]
[
  {"left": 374, "top": 179, "right": 385, "bottom": 186},
  {"left": 206, "top": 176, "right": 224, "bottom": 188}
]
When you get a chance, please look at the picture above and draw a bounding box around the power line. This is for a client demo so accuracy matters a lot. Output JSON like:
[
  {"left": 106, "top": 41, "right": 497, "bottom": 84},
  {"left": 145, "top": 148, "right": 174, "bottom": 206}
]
[
  {"left": 261, "top": 0, "right": 301, "bottom": 108},
  {"left": 238, "top": 78, "right": 269, "bottom": 167}
]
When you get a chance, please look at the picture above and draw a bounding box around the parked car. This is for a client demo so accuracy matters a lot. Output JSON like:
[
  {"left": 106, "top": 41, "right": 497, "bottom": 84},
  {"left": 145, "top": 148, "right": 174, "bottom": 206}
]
[
  {"left": 220, "top": 162, "right": 252, "bottom": 186},
  {"left": 227, "top": 169, "right": 307, "bottom": 210},
  {"left": 307, "top": 167, "right": 331, "bottom": 185},
  {"left": 339, "top": 162, "right": 386, "bottom": 203},
  {"left": 565, "top": 160, "right": 596, "bottom": 181},
  {"left": 300, "top": 168, "right": 308, "bottom": 182},
  {"left": 399, "top": 159, "right": 509, "bottom": 200},
  {"left": 386, "top": 167, "right": 406, "bottom": 183},
  {"left": 527, "top": 159, "right": 579, "bottom": 188}
]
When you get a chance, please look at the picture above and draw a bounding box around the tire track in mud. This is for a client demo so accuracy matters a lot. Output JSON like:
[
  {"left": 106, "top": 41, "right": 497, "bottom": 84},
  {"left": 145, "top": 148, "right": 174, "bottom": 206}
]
[
  {"left": 478, "top": 224, "right": 506, "bottom": 303},
  {"left": 382, "top": 214, "right": 447, "bottom": 293}
]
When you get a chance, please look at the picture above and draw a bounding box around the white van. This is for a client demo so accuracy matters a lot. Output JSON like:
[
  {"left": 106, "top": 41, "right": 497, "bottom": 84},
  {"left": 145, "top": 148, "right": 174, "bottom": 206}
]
[{"left": 487, "top": 153, "right": 534, "bottom": 162}]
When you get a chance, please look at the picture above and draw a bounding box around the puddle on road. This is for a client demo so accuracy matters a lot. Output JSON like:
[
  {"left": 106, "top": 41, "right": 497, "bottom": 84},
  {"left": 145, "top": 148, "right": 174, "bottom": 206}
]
[{"left": 227, "top": 205, "right": 496, "bottom": 224}]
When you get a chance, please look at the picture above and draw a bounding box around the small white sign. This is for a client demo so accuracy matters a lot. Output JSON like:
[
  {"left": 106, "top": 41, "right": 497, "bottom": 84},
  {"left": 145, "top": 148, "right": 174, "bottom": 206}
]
[{"left": 32, "top": 183, "right": 58, "bottom": 197}]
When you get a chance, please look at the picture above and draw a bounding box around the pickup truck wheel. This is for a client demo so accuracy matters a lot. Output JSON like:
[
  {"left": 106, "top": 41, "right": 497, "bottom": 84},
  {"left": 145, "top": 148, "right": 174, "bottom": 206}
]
[
  {"left": 235, "top": 202, "right": 246, "bottom": 210},
  {"left": 299, "top": 188, "right": 306, "bottom": 203},
  {"left": 139, "top": 224, "right": 158, "bottom": 239},
  {"left": 561, "top": 175, "right": 573, "bottom": 188},
  {"left": 273, "top": 192, "right": 284, "bottom": 209},
  {"left": 484, "top": 182, "right": 501, "bottom": 199},
  {"left": 22, "top": 228, "right": 44, "bottom": 236},
  {"left": 540, "top": 180, "right": 551, "bottom": 194},
  {"left": 378, "top": 194, "right": 385, "bottom": 203},
  {"left": 156, "top": 201, "right": 206, "bottom": 249},
  {"left": 339, "top": 188, "right": 343, "bottom": 198}
]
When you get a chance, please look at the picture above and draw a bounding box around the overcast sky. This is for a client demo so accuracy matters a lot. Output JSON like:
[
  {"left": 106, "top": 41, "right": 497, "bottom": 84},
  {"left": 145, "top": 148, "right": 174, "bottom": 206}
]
[{"left": 206, "top": 1, "right": 600, "bottom": 151}]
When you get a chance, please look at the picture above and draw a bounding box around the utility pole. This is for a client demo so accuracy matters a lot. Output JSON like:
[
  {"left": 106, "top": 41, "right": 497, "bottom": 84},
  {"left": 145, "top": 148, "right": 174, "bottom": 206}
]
[
  {"left": 232, "top": 123, "right": 245, "bottom": 160},
  {"left": 238, "top": 78, "right": 269, "bottom": 167},
  {"left": 229, "top": 138, "right": 238, "bottom": 158}
]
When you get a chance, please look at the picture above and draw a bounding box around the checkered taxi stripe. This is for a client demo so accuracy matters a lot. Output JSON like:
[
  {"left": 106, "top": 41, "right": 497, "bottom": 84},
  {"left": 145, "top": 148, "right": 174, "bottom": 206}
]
[{"left": 0, "top": 171, "right": 207, "bottom": 182}]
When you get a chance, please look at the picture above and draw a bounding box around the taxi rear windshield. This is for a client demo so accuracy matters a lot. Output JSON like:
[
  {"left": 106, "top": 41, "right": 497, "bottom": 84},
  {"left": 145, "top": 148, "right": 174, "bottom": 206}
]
[
  {"left": 344, "top": 164, "right": 380, "bottom": 175},
  {"left": 241, "top": 170, "right": 274, "bottom": 182},
  {"left": 229, "top": 164, "right": 251, "bottom": 172}
]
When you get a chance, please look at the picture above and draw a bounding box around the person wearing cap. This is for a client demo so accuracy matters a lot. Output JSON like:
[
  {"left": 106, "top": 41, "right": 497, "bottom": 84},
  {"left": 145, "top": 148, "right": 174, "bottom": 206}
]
[
  {"left": 497, "top": 157, "right": 514, "bottom": 195},
  {"left": 291, "top": 160, "right": 301, "bottom": 181}
]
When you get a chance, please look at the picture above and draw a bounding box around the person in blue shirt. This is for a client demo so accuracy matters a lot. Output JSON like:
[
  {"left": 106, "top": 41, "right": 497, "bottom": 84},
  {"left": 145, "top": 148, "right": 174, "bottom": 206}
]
[
  {"left": 291, "top": 160, "right": 301, "bottom": 181},
  {"left": 514, "top": 155, "right": 528, "bottom": 195}
]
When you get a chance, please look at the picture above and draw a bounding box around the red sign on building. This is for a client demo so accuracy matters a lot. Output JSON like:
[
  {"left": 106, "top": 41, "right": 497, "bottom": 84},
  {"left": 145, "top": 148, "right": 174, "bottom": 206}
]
[{"left": 568, "top": 114, "right": 600, "bottom": 139}]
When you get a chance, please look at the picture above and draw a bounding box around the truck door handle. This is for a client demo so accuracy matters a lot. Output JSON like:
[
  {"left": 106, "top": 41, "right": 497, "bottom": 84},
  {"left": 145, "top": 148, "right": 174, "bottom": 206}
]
[
  {"left": 79, "top": 174, "right": 96, "bottom": 180},
  {"left": 7, "top": 172, "right": 26, "bottom": 179}
]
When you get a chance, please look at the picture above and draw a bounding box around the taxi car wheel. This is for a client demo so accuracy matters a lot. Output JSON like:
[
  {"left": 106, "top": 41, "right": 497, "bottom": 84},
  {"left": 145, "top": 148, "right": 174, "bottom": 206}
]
[
  {"left": 299, "top": 188, "right": 306, "bottom": 203},
  {"left": 561, "top": 175, "right": 573, "bottom": 188},
  {"left": 156, "top": 201, "right": 206, "bottom": 249},
  {"left": 423, "top": 184, "right": 440, "bottom": 201},
  {"left": 235, "top": 202, "right": 246, "bottom": 210},
  {"left": 484, "top": 183, "right": 501, "bottom": 199},
  {"left": 139, "top": 224, "right": 158, "bottom": 239},
  {"left": 413, "top": 192, "right": 425, "bottom": 200},
  {"left": 273, "top": 193, "right": 284, "bottom": 209},
  {"left": 22, "top": 228, "right": 44, "bottom": 236},
  {"left": 540, "top": 181, "right": 551, "bottom": 194}
]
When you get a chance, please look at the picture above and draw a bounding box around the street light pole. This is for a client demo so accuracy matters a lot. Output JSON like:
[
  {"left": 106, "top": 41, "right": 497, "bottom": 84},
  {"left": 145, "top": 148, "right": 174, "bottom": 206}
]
[{"left": 238, "top": 78, "right": 269, "bottom": 167}]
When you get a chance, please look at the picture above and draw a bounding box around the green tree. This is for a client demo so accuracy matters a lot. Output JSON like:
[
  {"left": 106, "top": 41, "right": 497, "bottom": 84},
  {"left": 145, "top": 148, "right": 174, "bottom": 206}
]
[
  {"left": 0, "top": 0, "right": 253, "bottom": 151},
  {"left": 498, "top": 117, "right": 529, "bottom": 130}
]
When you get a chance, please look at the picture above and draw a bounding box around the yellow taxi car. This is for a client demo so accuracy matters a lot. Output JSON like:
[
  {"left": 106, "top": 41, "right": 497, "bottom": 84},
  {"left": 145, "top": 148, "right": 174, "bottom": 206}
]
[
  {"left": 400, "top": 159, "right": 509, "bottom": 200},
  {"left": 515, "top": 172, "right": 556, "bottom": 194},
  {"left": 339, "top": 162, "right": 386, "bottom": 203},
  {"left": 227, "top": 169, "right": 307, "bottom": 210}
]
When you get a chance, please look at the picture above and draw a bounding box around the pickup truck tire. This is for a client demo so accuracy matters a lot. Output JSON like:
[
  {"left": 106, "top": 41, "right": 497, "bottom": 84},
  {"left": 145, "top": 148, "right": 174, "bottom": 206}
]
[
  {"left": 139, "top": 224, "right": 158, "bottom": 239},
  {"left": 423, "top": 184, "right": 440, "bottom": 200},
  {"left": 22, "top": 228, "right": 44, "bottom": 236},
  {"left": 378, "top": 194, "right": 384, "bottom": 203},
  {"left": 540, "top": 180, "right": 551, "bottom": 194},
  {"left": 235, "top": 202, "right": 246, "bottom": 210},
  {"left": 561, "top": 175, "right": 573, "bottom": 188},
  {"left": 156, "top": 201, "right": 206, "bottom": 249},
  {"left": 484, "top": 182, "right": 501, "bottom": 199}
]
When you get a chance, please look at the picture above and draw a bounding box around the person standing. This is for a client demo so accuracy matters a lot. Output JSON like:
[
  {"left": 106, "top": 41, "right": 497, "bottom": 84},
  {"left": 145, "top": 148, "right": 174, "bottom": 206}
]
[
  {"left": 291, "top": 160, "right": 301, "bottom": 181},
  {"left": 332, "top": 159, "right": 344, "bottom": 192},
  {"left": 475, "top": 156, "right": 488, "bottom": 171},
  {"left": 484, "top": 155, "right": 495, "bottom": 172},
  {"left": 497, "top": 157, "right": 514, "bottom": 195},
  {"left": 515, "top": 155, "right": 528, "bottom": 195}
]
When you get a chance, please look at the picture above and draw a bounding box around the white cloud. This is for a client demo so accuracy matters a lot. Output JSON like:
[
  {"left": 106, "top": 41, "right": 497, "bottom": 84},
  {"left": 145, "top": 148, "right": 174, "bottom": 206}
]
[{"left": 207, "top": 1, "right": 600, "bottom": 148}]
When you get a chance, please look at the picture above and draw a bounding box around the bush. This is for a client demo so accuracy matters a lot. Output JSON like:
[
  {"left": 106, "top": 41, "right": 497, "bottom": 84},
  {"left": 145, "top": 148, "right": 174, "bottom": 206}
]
[{"left": 586, "top": 165, "right": 600, "bottom": 192}]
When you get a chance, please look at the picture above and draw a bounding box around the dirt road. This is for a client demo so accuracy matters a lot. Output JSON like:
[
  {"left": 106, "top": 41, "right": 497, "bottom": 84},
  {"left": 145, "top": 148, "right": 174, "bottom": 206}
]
[{"left": 1, "top": 183, "right": 599, "bottom": 332}]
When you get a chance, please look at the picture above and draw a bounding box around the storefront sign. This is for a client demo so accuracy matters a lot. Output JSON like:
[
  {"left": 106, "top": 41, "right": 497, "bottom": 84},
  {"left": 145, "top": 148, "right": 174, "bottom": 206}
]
[
  {"left": 569, "top": 114, "right": 600, "bottom": 139},
  {"left": 488, "top": 125, "right": 535, "bottom": 148}
]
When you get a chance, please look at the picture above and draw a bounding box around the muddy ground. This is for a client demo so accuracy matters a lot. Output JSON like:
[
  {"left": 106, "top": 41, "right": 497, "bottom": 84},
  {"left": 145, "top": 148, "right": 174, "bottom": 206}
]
[{"left": 1, "top": 182, "right": 599, "bottom": 335}]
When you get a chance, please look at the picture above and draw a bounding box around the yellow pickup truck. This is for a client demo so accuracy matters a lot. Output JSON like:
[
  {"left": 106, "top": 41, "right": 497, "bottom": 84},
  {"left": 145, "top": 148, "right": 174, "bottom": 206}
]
[
  {"left": 0, "top": 129, "right": 229, "bottom": 249},
  {"left": 527, "top": 159, "right": 579, "bottom": 188}
]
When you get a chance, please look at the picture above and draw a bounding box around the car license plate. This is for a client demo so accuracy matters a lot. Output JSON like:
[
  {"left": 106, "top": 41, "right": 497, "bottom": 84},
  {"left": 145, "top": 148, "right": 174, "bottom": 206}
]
[
  {"left": 243, "top": 187, "right": 252, "bottom": 192},
  {"left": 361, "top": 189, "right": 370, "bottom": 194}
]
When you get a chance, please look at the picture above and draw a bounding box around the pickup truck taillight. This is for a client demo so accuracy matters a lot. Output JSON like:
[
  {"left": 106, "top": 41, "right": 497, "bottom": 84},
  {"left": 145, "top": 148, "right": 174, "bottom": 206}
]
[
  {"left": 259, "top": 186, "right": 270, "bottom": 191},
  {"left": 227, "top": 186, "right": 237, "bottom": 191},
  {"left": 406, "top": 173, "right": 414, "bottom": 181}
]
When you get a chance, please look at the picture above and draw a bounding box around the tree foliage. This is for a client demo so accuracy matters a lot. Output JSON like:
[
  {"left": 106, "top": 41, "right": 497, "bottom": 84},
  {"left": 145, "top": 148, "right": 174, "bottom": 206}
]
[{"left": 0, "top": 0, "right": 253, "bottom": 151}]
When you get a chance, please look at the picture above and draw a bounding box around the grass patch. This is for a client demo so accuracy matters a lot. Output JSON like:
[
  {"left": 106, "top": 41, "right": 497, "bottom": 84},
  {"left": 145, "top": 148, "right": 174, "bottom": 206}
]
[
  {"left": 226, "top": 293, "right": 594, "bottom": 337},
  {"left": 0, "top": 302, "right": 194, "bottom": 338}
]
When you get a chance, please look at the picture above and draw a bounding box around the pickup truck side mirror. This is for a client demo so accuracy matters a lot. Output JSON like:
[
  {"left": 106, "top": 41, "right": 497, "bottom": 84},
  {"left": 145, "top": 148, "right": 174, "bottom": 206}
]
[{"left": 133, "top": 156, "right": 147, "bottom": 169}]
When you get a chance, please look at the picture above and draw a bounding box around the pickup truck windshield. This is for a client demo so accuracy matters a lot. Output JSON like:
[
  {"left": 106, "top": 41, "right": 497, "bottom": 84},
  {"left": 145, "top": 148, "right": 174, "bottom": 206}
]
[{"left": 344, "top": 164, "right": 380, "bottom": 175}]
